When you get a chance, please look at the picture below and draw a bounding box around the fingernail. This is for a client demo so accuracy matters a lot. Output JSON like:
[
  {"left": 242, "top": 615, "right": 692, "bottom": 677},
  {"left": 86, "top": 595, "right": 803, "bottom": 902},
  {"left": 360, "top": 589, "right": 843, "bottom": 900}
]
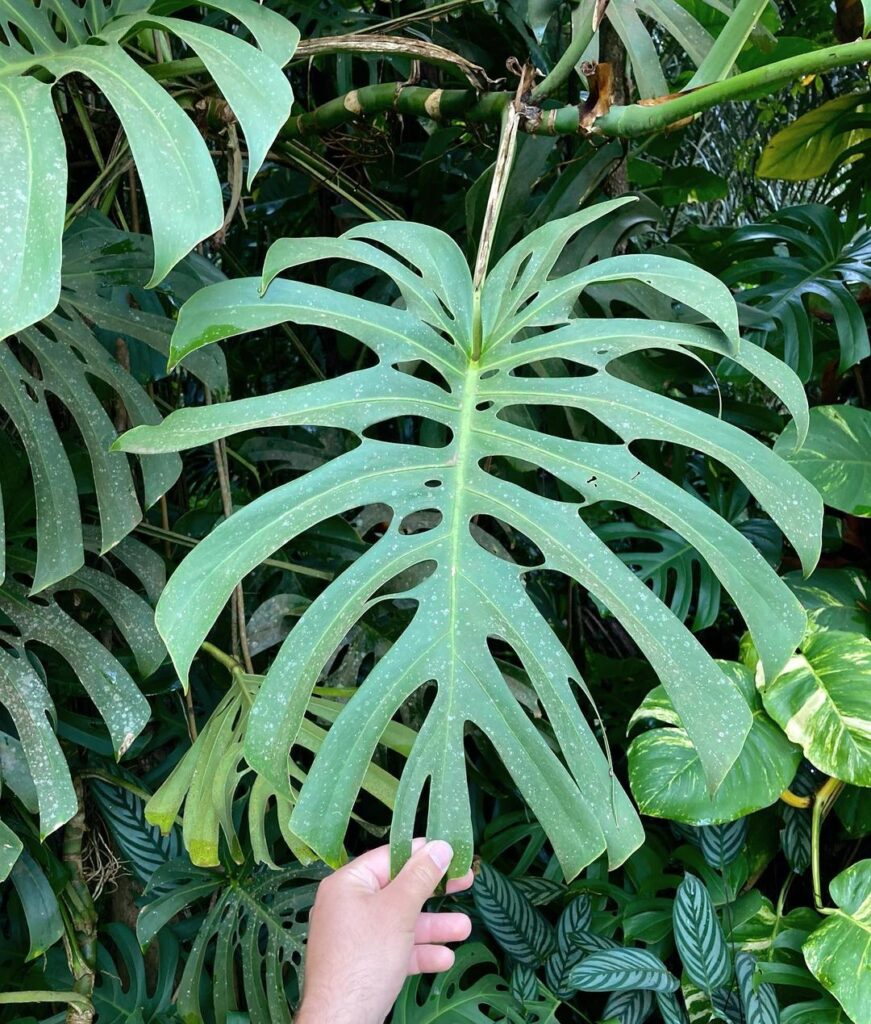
[{"left": 425, "top": 840, "right": 453, "bottom": 872}]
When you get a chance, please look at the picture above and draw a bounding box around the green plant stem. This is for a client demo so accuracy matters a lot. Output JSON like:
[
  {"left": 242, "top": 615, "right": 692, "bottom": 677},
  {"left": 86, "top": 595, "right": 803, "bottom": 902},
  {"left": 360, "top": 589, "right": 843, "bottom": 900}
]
[
  {"left": 272, "top": 140, "right": 401, "bottom": 222},
  {"left": 767, "top": 873, "right": 795, "bottom": 961},
  {"left": 80, "top": 771, "right": 154, "bottom": 804},
  {"left": 281, "top": 39, "right": 871, "bottom": 140},
  {"left": 780, "top": 788, "right": 813, "bottom": 809},
  {"left": 205, "top": 385, "right": 254, "bottom": 674},
  {"left": 202, "top": 640, "right": 244, "bottom": 678},
  {"left": 0, "top": 994, "right": 91, "bottom": 1007},
  {"left": 688, "top": 0, "right": 771, "bottom": 88},
  {"left": 531, "top": 6, "right": 597, "bottom": 101},
  {"left": 68, "top": 83, "right": 105, "bottom": 170},
  {"left": 65, "top": 145, "right": 131, "bottom": 228},
  {"left": 811, "top": 776, "right": 846, "bottom": 915}
]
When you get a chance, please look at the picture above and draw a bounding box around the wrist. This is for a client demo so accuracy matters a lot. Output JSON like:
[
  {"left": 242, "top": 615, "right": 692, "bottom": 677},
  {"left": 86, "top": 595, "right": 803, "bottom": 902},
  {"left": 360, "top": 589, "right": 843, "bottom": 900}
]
[
  {"left": 296, "top": 997, "right": 386, "bottom": 1024},
  {"left": 296, "top": 998, "right": 373, "bottom": 1024}
]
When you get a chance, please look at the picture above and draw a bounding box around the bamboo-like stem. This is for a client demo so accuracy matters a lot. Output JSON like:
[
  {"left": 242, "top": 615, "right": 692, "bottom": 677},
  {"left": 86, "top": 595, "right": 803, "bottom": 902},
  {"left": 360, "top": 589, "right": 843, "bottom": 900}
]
[{"left": 279, "top": 39, "right": 871, "bottom": 140}]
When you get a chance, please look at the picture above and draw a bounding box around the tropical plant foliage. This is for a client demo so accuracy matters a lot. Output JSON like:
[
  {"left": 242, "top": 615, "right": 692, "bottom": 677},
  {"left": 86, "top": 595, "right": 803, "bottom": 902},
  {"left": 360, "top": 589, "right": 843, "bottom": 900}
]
[{"left": 0, "top": 0, "right": 869, "bottom": 1022}]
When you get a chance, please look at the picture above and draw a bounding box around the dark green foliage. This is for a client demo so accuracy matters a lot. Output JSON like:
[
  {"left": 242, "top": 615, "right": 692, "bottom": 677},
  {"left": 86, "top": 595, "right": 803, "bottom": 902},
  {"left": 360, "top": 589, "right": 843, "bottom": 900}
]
[
  {"left": 92, "top": 924, "right": 179, "bottom": 1024},
  {"left": 1, "top": 2, "right": 869, "bottom": 1022}
]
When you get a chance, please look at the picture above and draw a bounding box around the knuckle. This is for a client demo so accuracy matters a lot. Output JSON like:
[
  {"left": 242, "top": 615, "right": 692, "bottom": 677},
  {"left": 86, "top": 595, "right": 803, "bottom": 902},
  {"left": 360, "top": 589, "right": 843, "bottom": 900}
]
[{"left": 409, "top": 860, "right": 436, "bottom": 888}]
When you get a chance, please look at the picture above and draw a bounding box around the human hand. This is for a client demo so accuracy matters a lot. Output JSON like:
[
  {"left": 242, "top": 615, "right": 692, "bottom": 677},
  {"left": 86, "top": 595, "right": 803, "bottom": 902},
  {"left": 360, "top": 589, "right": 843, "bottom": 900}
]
[{"left": 295, "top": 839, "right": 474, "bottom": 1024}]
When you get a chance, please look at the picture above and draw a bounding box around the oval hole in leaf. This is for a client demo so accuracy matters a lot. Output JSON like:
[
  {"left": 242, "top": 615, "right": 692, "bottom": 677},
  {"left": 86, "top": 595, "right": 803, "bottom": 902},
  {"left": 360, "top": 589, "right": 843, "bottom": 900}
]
[
  {"left": 471, "top": 514, "right": 545, "bottom": 568},
  {"left": 399, "top": 510, "right": 443, "bottom": 536},
  {"left": 480, "top": 454, "right": 586, "bottom": 505},
  {"left": 362, "top": 416, "right": 453, "bottom": 448},
  {"left": 509, "top": 359, "right": 596, "bottom": 379}
]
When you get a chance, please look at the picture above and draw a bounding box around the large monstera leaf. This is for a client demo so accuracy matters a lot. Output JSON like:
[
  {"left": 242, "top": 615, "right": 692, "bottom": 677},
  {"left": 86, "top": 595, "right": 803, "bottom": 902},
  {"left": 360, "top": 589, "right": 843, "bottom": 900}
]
[
  {"left": 118, "top": 200, "right": 821, "bottom": 880},
  {"left": 0, "top": 0, "right": 299, "bottom": 338}
]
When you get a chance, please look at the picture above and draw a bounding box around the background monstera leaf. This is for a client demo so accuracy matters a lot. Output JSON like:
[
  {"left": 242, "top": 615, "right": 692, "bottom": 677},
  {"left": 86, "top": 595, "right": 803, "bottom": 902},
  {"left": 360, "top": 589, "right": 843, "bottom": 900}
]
[
  {"left": 0, "top": 531, "right": 165, "bottom": 854},
  {"left": 719, "top": 205, "right": 871, "bottom": 381},
  {"left": 1, "top": 215, "right": 225, "bottom": 591},
  {"left": 144, "top": 669, "right": 411, "bottom": 868},
  {"left": 137, "top": 859, "right": 324, "bottom": 1024},
  {"left": 0, "top": 0, "right": 299, "bottom": 339},
  {"left": 118, "top": 199, "right": 821, "bottom": 880}
]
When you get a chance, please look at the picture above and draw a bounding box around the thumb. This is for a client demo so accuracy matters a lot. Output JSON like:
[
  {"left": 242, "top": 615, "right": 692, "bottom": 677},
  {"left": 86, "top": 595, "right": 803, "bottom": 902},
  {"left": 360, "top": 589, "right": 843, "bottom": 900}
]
[{"left": 385, "top": 841, "right": 453, "bottom": 923}]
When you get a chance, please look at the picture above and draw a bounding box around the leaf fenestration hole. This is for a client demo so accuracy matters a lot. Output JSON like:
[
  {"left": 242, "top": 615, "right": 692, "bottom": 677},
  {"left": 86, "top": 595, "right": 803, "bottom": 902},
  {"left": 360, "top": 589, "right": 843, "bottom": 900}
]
[
  {"left": 479, "top": 455, "right": 586, "bottom": 505},
  {"left": 362, "top": 416, "right": 452, "bottom": 448},
  {"left": 391, "top": 360, "right": 452, "bottom": 394},
  {"left": 399, "top": 509, "right": 443, "bottom": 536},
  {"left": 469, "top": 515, "right": 544, "bottom": 567},
  {"left": 372, "top": 562, "right": 436, "bottom": 599},
  {"left": 508, "top": 359, "right": 596, "bottom": 379}
]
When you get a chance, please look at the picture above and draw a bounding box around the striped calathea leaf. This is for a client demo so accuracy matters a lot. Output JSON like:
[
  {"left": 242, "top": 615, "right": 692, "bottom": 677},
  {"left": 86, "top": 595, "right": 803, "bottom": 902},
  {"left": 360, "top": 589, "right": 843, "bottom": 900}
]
[
  {"left": 602, "top": 988, "right": 656, "bottom": 1024},
  {"left": 569, "top": 946, "right": 679, "bottom": 993},
  {"left": 118, "top": 199, "right": 821, "bottom": 878},
  {"left": 698, "top": 820, "right": 748, "bottom": 870},
  {"left": 473, "top": 861, "right": 556, "bottom": 966},
  {"left": 545, "top": 894, "right": 592, "bottom": 997},
  {"left": 672, "top": 875, "right": 731, "bottom": 993},
  {"left": 735, "top": 953, "right": 779, "bottom": 1024}
]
